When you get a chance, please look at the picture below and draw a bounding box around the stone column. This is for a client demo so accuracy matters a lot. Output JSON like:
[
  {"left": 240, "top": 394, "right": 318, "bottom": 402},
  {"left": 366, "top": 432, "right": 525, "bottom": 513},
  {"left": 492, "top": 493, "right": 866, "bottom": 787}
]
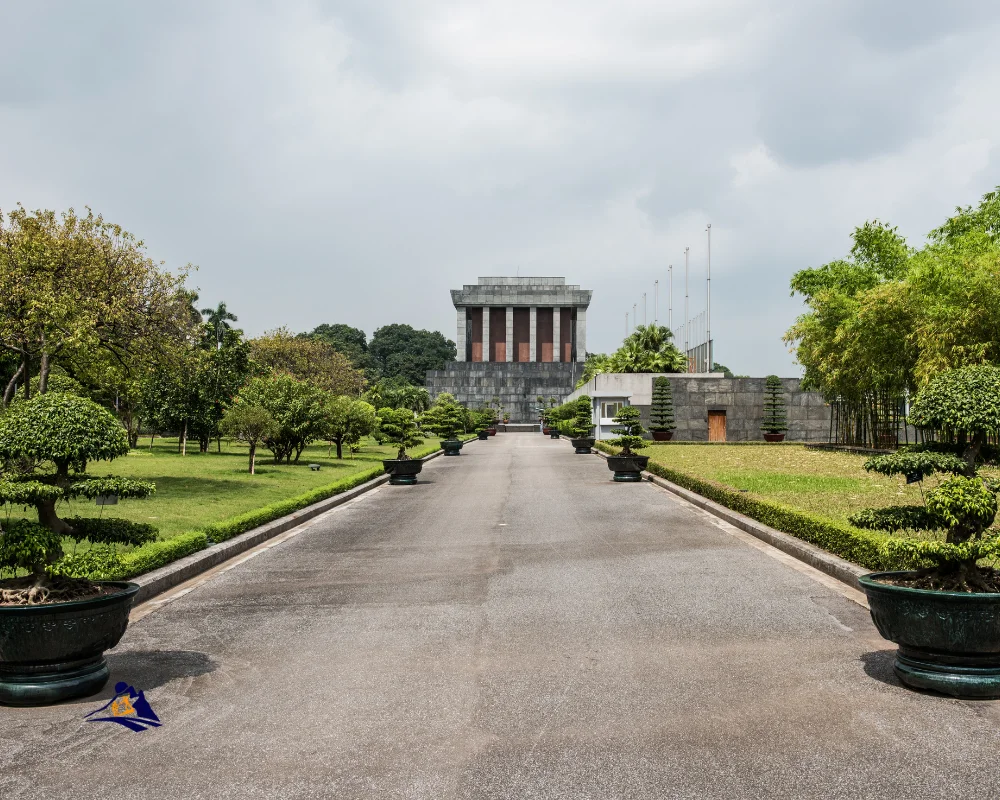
[
  {"left": 455, "top": 306, "right": 466, "bottom": 362},
  {"left": 505, "top": 306, "right": 514, "bottom": 363},
  {"left": 482, "top": 307, "right": 491, "bottom": 362},
  {"left": 529, "top": 306, "right": 537, "bottom": 362},
  {"left": 576, "top": 307, "right": 587, "bottom": 361},
  {"left": 552, "top": 307, "right": 561, "bottom": 363}
]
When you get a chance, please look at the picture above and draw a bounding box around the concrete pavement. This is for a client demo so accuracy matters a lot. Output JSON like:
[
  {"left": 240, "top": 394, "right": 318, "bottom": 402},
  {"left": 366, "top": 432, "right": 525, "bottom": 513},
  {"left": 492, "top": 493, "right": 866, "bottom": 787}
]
[{"left": 3, "top": 433, "right": 999, "bottom": 799}]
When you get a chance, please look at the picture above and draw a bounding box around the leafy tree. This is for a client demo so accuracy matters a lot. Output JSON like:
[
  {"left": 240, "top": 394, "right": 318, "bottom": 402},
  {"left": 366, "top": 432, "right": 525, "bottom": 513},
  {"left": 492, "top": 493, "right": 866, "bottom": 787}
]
[
  {"left": 575, "top": 326, "right": 685, "bottom": 388},
  {"left": 376, "top": 407, "right": 423, "bottom": 460},
  {"left": 649, "top": 377, "right": 676, "bottom": 433},
  {"left": 306, "top": 324, "right": 372, "bottom": 374},
  {"left": 324, "top": 397, "right": 377, "bottom": 459},
  {"left": 0, "top": 206, "right": 194, "bottom": 407},
  {"left": 761, "top": 376, "right": 788, "bottom": 434},
  {"left": 419, "top": 393, "right": 467, "bottom": 441},
  {"left": 220, "top": 402, "right": 277, "bottom": 474},
  {"left": 609, "top": 406, "right": 648, "bottom": 456},
  {"left": 369, "top": 324, "right": 456, "bottom": 385},
  {"left": 363, "top": 376, "right": 430, "bottom": 412},
  {"left": 237, "top": 374, "right": 330, "bottom": 463},
  {"left": 250, "top": 327, "right": 365, "bottom": 396},
  {"left": 0, "top": 394, "right": 156, "bottom": 603}
]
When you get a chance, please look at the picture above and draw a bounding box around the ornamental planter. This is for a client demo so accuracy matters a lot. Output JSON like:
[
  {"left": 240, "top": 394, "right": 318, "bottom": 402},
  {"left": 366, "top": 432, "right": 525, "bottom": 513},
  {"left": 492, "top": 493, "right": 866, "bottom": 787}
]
[
  {"left": 651, "top": 431, "right": 674, "bottom": 442},
  {"left": 441, "top": 439, "right": 463, "bottom": 456},
  {"left": 542, "top": 427, "right": 551, "bottom": 435},
  {"left": 549, "top": 431, "right": 561, "bottom": 440},
  {"left": 477, "top": 431, "right": 489, "bottom": 440},
  {"left": 570, "top": 437, "right": 595, "bottom": 454},
  {"left": 0, "top": 582, "right": 139, "bottom": 706},
  {"left": 859, "top": 572, "right": 1000, "bottom": 699},
  {"left": 606, "top": 455, "right": 650, "bottom": 482},
  {"left": 763, "top": 432, "right": 786, "bottom": 442},
  {"left": 488, "top": 428, "right": 497, "bottom": 437},
  {"left": 382, "top": 459, "right": 423, "bottom": 485}
]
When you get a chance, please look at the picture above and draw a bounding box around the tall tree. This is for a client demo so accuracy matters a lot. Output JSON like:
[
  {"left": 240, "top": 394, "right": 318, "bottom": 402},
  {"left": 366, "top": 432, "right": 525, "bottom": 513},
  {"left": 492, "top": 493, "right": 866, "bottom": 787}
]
[
  {"left": 305, "top": 324, "right": 371, "bottom": 374},
  {"left": 368, "top": 324, "right": 456, "bottom": 386},
  {"left": 201, "top": 301, "right": 239, "bottom": 350},
  {"left": 250, "top": 327, "right": 366, "bottom": 396}
]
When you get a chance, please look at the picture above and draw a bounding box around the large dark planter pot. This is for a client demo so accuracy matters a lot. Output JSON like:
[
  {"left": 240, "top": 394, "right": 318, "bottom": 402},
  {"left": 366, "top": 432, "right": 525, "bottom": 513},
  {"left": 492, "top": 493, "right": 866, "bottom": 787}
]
[
  {"left": 382, "top": 458, "right": 423, "bottom": 485},
  {"left": 859, "top": 572, "right": 1000, "bottom": 699},
  {"left": 488, "top": 428, "right": 497, "bottom": 437},
  {"left": 763, "top": 432, "right": 786, "bottom": 442},
  {"left": 0, "top": 582, "right": 139, "bottom": 706},
  {"left": 477, "top": 430, "right": 489, "bottom": 440},
  {"left": 606, "top": 454, "right": 650, "bottom": 482},
  {"left": 571, "top": 437, "right": 595, "bottom": 454},
  {"left": 651, "top": 430, "right": 674, "bottom": 441},
  {"left": 549, "top": 431, "right": 561, "bottom": 439},
  {"left": 441, "top": 439, "right": 463, "bottom": 456}
]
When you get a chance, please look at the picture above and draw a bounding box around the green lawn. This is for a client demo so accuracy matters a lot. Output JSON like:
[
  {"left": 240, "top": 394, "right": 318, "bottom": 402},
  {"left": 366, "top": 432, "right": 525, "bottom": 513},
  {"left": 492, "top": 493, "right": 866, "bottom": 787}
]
[
  {"left": 6, "top": 436, "right": 441, "bottom": 543},
  {"left": 640, "top": 443, "right": 999, "bottom": 539}
]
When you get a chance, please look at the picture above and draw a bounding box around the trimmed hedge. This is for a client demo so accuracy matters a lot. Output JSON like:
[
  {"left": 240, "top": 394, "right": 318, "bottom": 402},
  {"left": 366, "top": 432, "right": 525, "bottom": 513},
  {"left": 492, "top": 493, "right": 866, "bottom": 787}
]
[
  {"left": 119, "top": 531, "right": 211, "bottom": 578},
  {"left": 595, "top": 442, "right": 917, "bottom": 571}
]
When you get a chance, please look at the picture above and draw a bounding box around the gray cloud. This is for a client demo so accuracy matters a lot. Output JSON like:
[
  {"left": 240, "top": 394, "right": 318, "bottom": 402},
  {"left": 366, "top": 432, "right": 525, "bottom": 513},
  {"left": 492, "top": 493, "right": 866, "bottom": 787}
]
[{"left": 2, "top": 0, "right": 998, "bottom": 377}]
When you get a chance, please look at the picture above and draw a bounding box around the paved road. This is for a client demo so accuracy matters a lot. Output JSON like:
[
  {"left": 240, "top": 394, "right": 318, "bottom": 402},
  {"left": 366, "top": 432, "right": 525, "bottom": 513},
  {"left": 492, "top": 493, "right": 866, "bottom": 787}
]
[{"left": 3, "top": 434, "right": 999, "bottom": 799}]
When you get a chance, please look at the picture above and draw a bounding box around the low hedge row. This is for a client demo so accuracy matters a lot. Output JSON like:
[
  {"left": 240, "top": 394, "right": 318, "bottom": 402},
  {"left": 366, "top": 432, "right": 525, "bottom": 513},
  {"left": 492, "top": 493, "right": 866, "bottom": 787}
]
[
  {"left": 594, "top": 442, "right": 915, "bottom": 571},
  {"left": 105, "top": 441, "right": 448, "bottom": 580}
]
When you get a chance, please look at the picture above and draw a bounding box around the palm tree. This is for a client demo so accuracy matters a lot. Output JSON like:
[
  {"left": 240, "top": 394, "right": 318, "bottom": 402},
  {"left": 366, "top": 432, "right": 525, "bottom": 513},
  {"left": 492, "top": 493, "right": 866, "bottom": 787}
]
[{"left": 201, "top": 302, "right": 238, "bottom": 350}]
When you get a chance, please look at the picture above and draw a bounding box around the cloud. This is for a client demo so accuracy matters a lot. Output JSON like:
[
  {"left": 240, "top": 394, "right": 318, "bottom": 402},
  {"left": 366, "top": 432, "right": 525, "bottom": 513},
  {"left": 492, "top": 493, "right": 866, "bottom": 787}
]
[{"left": 1, "top": 0, "right": 998, "bottom": 378}]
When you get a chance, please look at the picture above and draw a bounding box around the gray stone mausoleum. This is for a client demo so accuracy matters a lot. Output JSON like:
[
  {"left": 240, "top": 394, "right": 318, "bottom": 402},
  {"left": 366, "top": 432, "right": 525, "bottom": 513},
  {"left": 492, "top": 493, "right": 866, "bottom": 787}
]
[{"left": 426, "top": 277, "right": 591, "bottom": 422}]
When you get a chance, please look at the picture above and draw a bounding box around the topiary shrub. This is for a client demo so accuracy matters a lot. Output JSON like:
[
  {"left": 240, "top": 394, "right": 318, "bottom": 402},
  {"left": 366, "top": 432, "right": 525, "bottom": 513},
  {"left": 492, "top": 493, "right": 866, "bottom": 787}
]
[
  {"left": 376, "top": 407, "right": 423, "bottom": 460},
  {"left": 761, "top": 376, "right": 788, "bottom": 434},
  {"left": 649, "top": 377, "right": 676, "bottom": 433},
  {"left": 419, "top": 393, "right": 467, "bottom": 441},
  {"left": 848, "top": 366, "right": 1000, "bottom": 592},
  {"left": 0, "top": 393, "right": 156, "bottom": 604},
  {"left": 609, "top": 406, "right": 648, "bottom": 456},
  {"left": 568, "top": 396, "right": 595, "bottom": 439}
]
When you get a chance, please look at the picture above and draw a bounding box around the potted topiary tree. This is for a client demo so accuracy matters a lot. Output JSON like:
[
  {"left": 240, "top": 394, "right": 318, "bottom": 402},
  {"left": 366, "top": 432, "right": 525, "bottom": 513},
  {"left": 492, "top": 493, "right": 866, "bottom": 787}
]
[
  {"left": 605, "top": 405, "right": 650, "bottom": 481},
  {"left": 649, "top": 377, "right": 676, "bottom": 441},
  {"left": 568, "top": 396, "right": 596, "bottom": 454},
  {"left": 761, "top": 375, "right": 788, "bottom": 442},
  {"left": 850, "top": 365, "right": 1000, "bottom": 699},
  {"left": 474, "top": 410, "right": 491, "bottom": 440},
  {"left": 377, "top": 407, "right": 424, "bottom": 484},
  {"left": 0, "top": 393, "right": 157, "bottom": 705},
  {"left": 420, "top": 393, "right": 467, "bottom": 456}
]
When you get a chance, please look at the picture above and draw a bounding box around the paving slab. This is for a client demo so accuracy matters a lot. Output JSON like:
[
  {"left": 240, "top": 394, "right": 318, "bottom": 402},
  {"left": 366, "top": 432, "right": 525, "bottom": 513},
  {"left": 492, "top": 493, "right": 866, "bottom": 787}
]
[{"left": 2, "top": 433, "right": 998, "bottom": 799}]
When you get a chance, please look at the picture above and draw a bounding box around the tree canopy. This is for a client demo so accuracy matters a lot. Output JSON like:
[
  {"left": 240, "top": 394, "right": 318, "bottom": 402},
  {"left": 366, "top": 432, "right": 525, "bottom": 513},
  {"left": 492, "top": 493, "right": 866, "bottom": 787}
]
[
  {"left": 369, "top": 324, "right": 456, "bottom": 386},
  {"left": 577, "top": 325, "right": 686, "bottom": 387},
  {"left": 250, "top": 327, "right": 365, "bottom": 396}
]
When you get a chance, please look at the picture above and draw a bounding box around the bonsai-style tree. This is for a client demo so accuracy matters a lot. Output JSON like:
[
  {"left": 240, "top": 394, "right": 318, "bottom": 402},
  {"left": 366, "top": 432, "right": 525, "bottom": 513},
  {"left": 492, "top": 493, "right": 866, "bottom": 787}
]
[
  {"left": 220, "top": 402, "right": 278, "bottom": 474},
  {"left": 420, "top": 393, "right": 467, "bottom": 442},
  {"left": 609, "top": 405, "right": 648, "bottom": 456},
  {"left": 848, "top": 365, "right": 1000, "bottom": 592},
  {"left": 0, "top": 393, "right": 156, "bottom": 603},
  {"left": 761, "top": 375, "right": 788, "bottom": 434},
  {"left": 473, "top": 409, "right": 493, "bottom": 434},
  {"left": 377, "top": 407, "right": 423, "bottom": 460},
  {"left": 649, "top": 377, "right": 676, "bottom": 433},
  {"left": 568, "top": 396, "right": 595, "bottom": 439},
  {"left": 323, "top": 396, "right": 377, "bottom": 460}
]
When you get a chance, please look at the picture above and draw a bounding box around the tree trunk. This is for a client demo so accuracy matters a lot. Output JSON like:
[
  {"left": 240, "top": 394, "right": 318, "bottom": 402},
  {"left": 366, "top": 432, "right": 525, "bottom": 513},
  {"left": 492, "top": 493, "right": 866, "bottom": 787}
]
[
  {"left": 3, "top": 361, "right": 25, "bottom": 407},
  {"left": 249, "top": 442, "right": 256, "bottom": 475},
  {"left": 38, "top": 350, "right": 50, "bottom": 394},
  {"left": 181, "top": 420, "right": 188, "bottom": 456},
  {"left": 36, "top": 498, "right": 73, "bottom": 536},
  {"left": 336, "top": 438, "right": 343, "bottom": 459},
  {"left": 22, "top": 354, "right": 30, "bottom": 400}
]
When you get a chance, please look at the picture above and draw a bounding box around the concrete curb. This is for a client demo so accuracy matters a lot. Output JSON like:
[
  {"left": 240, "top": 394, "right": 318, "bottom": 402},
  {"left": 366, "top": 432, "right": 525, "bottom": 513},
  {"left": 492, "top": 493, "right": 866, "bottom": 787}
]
[
  {"left": 132, "top": 447, "right": 448, "bottom": 605},
  {"left": 592, "top": 448, "right": 867, "bottom": 591}
]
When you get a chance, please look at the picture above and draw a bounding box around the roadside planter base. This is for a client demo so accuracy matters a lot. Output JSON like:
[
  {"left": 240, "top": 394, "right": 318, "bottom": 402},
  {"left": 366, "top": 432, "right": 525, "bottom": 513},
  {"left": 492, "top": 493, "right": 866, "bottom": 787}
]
[
  {"left": 0, "top": 582, "right": 139, "bottom": 706},
  {"left": 571, "top": 438, "right": 595, "bottom": 454},
  {"left": 487, "top": 428, "right": 497, "bottom": 437},
  {"left": 549, "top": 432, "right": 560, "bottom": 440},
  {"left": 763, "top": 432, "right": 787, "bottom": 442},
  {"left": 477, "top": 431, "right": 489, "bottom": 441},
  {"left": 382, "top": 459, "right": 423, "bottom": 485},
  {"left": 859, "top": 572, "right": 1000, "bottom": 700},
  {"left": 606, "top": 455, "right": 650, "bottom": 482},
  {"left": 651, "top": 431, "right": 674, "bottom": 441},
  {"left": 441, "top": 439, "right": 463, "bottom": 456}
]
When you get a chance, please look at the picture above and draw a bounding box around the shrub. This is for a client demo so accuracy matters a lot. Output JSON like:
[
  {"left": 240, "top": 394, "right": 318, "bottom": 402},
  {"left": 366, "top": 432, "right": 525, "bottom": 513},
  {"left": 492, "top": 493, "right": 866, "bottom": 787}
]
[
  {"left": 419, "top": 393, "right": 467, "bottom": 441},
  {"left": 568, "top": 396, "right": 594, "bottom": 439},
  {"left": 609, "top": 406, "right": 647, "bottom": 455},
  {"left": 762, "top": 376, "right": 788, "bottom": 434},
  {"left": 376, "top": 407, "right": 423, "bottom": 459},
  {"left": 649, "top": 377, "right": 676, "bottom": 432}
]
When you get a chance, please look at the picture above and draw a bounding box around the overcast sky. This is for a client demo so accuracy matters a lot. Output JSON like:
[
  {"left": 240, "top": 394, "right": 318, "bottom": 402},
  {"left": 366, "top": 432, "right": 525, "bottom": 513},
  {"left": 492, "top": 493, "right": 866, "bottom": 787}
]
[{"left": 2, "top": 1, "right": 998, "bottom": 376}]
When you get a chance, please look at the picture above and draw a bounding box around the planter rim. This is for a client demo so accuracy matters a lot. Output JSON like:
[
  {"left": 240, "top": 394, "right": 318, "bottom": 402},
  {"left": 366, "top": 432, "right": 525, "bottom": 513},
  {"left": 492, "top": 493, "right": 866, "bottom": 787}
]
[
  {"left": 860, "top": 571, "right": 1000, "bottom": 602},
  {"left": 0, "top": 581, "right": 138, "bottom": 615}
]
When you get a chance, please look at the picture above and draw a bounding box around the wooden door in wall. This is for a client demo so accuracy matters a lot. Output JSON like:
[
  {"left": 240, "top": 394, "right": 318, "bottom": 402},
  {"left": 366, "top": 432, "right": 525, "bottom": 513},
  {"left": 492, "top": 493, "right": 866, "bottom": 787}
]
[{"left": 708, "top": 411, "right": 727, "bottom": 442}]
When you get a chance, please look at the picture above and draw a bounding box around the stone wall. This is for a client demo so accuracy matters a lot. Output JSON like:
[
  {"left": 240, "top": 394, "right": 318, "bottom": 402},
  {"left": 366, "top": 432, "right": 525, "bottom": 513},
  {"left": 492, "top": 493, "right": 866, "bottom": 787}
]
[{"left": 426, "top": 362, "right": 580, "bottom": 422}]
